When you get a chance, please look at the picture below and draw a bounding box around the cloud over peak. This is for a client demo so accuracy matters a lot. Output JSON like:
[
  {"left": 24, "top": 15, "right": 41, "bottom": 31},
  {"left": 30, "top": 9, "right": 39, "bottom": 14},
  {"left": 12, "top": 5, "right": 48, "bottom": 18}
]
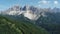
[
  {"left": 38, "top": 0, "right": 59, "bottom": 5},
  {"left": 54, "top": 1, "right": 58, "bottom": 5},
  {"left": 38, "top": 0, "right": 50, "bottom": 4}
]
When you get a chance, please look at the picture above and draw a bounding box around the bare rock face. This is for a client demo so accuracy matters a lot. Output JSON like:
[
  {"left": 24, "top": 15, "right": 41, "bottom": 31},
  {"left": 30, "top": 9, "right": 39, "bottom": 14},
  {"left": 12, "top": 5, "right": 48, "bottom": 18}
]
[{"left": 1, "top": 5, "right": 58, "bottom": 20}]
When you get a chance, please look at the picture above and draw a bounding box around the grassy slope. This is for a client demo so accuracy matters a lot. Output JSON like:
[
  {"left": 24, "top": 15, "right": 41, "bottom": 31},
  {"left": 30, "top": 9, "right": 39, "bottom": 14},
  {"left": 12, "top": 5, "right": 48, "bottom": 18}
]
[{"left": 0, "top": 16, "right": 49, "bottom": 34}]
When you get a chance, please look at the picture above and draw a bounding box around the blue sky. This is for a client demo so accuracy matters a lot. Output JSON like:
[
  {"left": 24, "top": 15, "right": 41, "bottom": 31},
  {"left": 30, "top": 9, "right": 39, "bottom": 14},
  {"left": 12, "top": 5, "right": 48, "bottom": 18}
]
[{"left": 0, "top": 0, "right": 60, "bottom": 10}]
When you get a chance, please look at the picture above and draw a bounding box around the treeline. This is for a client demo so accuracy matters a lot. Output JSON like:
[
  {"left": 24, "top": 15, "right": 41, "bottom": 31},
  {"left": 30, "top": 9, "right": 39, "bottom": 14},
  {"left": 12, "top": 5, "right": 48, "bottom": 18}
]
[
  {"left": 36, "top": 12, "right": 60, "bottom": 34},
  {"left": 0, "top": 16, "right": 49, "bottom": 34}
]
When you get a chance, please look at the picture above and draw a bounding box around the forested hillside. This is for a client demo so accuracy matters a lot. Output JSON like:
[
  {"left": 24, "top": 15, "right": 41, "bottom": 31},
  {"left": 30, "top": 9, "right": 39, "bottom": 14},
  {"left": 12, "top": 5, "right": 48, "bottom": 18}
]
[
  {"left": 36, "top": 12, "right": 60, "bottom": 34},
  {"left": 0, "top": 16, "right": 49, "bottom": 34}
]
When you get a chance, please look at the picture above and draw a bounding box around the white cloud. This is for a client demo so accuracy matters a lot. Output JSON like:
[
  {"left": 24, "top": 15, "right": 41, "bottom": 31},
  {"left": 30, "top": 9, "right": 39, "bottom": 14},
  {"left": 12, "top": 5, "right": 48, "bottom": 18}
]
[
  {"left": 38, "top": 5, "right": 41, "bottom": 6},
  {"left": 38, "top": 0, "right": 50, "bottom": 4},
  {"left": 54, "top": 1, "right": 58, "bottom": 5}
]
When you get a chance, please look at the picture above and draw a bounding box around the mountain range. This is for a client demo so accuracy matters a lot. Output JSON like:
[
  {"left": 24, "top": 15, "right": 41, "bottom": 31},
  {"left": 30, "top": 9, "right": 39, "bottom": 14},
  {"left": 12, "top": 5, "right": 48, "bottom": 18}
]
[
  {"left": 0, "top": 5, "right": 60, "bottom": 34},
  {"left": 0, "top": 5, "right": 60, "bottom": 20}
]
